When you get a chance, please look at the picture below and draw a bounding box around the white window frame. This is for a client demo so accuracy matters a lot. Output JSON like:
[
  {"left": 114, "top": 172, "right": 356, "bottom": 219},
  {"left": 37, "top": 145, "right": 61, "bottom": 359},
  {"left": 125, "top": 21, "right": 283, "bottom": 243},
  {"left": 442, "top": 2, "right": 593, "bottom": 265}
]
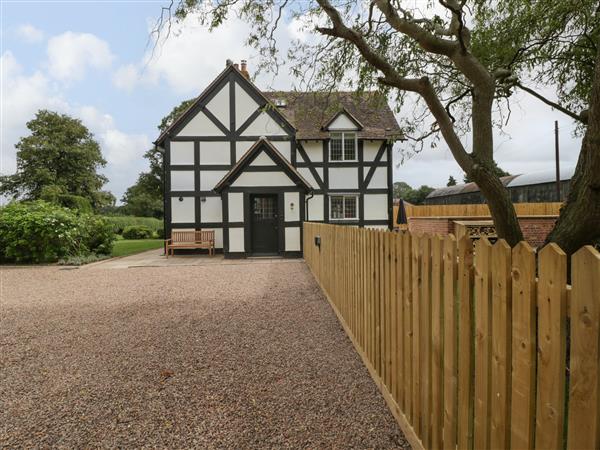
[
  {"left": 329, "top": 194, "right": 359, "bottom": 221},
  {"left": 329, "top": 132, "right": 358, "bottom": 162}
]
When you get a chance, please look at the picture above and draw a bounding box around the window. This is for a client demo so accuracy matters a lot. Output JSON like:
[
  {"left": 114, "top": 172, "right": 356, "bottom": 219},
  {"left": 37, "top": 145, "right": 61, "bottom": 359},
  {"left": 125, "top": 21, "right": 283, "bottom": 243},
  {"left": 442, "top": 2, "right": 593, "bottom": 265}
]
[
  {"left": 329, "top": 132, "right": 356, "bottom": 161},
  {"left": 330, "top": 195, "right": 358, "bottom": 220}
]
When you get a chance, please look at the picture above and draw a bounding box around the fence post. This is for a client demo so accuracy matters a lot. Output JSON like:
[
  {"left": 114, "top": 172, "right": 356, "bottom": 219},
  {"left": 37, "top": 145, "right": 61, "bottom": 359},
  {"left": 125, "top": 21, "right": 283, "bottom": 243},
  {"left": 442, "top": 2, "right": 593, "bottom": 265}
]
[
  {"left": 567, "top": 246, "right": 600, "bottom": 450},
  {"left": 442, "top": 235, "right": 457, "bottom": 450}
]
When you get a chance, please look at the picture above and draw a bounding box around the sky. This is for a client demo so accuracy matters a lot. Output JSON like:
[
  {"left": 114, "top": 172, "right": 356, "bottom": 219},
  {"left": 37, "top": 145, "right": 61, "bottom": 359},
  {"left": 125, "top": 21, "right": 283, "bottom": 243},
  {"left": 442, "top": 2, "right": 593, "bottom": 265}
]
[{"left": 1, "top": 1, "right": 583, "bottom": 203}]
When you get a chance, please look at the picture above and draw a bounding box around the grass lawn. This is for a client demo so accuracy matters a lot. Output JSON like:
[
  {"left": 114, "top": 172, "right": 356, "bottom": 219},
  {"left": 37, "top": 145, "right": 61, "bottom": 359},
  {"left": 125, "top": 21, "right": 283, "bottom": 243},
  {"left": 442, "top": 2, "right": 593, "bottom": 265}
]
[{"left": 111, "top": 239, "right": 164, "bottom": 257}]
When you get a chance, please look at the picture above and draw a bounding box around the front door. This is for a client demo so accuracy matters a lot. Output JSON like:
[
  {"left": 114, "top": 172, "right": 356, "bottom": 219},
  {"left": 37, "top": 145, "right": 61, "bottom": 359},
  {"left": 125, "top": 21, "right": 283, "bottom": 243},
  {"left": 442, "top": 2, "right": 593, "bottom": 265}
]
[{"left": 250, "top": 194, "right": 279, "bottom": 255}]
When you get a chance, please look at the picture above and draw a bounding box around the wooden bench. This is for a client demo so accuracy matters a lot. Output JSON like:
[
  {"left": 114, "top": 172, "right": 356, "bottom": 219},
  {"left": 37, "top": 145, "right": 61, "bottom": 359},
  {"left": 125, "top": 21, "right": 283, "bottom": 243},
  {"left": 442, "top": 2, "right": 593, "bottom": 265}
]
[{"left": 165, "top": 230, "right": 215, "bottom": 257}]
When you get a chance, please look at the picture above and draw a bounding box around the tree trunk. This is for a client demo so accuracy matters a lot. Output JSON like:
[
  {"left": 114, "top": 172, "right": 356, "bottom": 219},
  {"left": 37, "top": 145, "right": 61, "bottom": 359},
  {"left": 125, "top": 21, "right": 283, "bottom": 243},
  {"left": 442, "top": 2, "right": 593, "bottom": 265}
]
[
  {"left": 546, "top": 49, "right": 600, "bottom": 255},
  {"left": 469, "top": 162, "right": 524, "bottom": 246}
]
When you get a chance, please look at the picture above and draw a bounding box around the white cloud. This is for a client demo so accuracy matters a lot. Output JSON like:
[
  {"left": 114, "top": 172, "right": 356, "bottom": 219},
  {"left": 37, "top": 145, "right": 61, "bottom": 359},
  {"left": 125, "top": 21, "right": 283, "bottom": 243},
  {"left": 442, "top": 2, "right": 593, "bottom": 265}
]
[
  {"left": 16, "top": 24, "right": 45, "bottom": 43},
  {"left": 1, "top": 52, "right": 149, "bottom": 200},
  {"left": 46, "top": 31, "right": 114, "bottom": 81},
  {"left": 112, "top": 63, "right": 140, "bottom": 91}
]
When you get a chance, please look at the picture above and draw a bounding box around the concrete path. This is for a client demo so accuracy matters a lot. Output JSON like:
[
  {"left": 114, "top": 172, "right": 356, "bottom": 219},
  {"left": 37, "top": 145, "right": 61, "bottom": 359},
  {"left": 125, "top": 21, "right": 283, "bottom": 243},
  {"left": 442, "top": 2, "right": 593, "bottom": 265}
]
[{"left": 1, "top": 259, "right": 408, "bottom": 448}]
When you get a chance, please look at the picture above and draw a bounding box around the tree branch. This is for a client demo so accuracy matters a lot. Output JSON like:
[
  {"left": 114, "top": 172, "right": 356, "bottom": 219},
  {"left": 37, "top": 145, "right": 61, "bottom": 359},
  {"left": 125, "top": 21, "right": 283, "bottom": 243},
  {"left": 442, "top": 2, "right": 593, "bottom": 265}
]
[{"left": 515, "top": 81, "right": 588, "bottom": 124}]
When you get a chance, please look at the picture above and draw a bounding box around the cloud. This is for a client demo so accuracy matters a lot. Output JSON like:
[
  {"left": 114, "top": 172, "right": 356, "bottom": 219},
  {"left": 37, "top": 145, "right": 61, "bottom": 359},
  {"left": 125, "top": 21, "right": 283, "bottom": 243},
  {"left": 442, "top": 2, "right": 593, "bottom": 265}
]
[
  {"left": 1, "top": 51, "right": 149, "bottom": 201},
  {"left": 46, "top": 31, "right": 114, "bottom": 81},
  {"left": 16, "top": 24, "right": 45, "bottom": 43},
  {"left": 112, "top": 63, "right": 140, "bottom": 91}
]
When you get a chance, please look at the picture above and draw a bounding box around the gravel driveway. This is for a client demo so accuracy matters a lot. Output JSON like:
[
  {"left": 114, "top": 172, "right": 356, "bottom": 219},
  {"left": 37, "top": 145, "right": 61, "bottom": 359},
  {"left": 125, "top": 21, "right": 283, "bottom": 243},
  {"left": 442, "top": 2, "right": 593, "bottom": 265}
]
[{"left": 1, "top": 260, "right": 408, "bottom": 449}]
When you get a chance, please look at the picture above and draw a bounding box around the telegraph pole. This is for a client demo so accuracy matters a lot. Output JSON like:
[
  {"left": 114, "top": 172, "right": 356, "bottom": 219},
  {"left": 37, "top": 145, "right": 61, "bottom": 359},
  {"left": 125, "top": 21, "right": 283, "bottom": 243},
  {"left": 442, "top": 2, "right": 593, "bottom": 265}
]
[{"left": 554, "top": 120, "right": 561, "bottom": 201}]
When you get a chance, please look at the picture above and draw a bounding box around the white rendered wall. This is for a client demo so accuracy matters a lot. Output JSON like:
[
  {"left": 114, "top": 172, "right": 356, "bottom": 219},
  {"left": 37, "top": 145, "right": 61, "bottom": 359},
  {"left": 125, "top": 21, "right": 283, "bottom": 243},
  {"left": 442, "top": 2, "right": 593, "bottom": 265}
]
[
  {"left": 284, "top": 192, "right": 300, "bottom": 222},
  {"left": 236, "top": 141, "right": 254, "bottom": 161},
  {"left": 249, "top": 151, "right": 276, "bottom": 166},
  {"left": 228, "top": 192, "right": 244, "bottom": 222},
  {"left": 171, "top": 171, "right": 195, "bottom": 191},
  {"left": 235, "top": 82, "right": 259, "bottom": 127},
  {"left": 199, "top": 141, "right": 230, "bottom": 165},
  {"left": 364, "top": 193, "right": 388, "bottom": 220},
  {"left": 301, "top": 141, "right": 323, "bottom": 162},
  {"left": 177, "top": 111, "right": 224, "bottom": 137},
  {"left": 204, "top": 228, "right": 223, "bottom": 248},
  {"left": 328, "top": 167, "right": 359, "bottom": 189},
  {"left": 170, "top": 141, "right": 194, "bottom": 165},
  {"left": 171, "top": 197, "right": 195, "bottom": 223},
  {"left": 228, "top": 227, "right": 245, "bottom": 252},
  {"left": 363, "top": 141, "right": 382, "bottom": 161},
  {"left": 232, "top": 171, "right": 294, "bottom": 187},
  {"left": 307, "top": 195, "right": 324, "bottom": 221},
  {"left": 271, "top": 141, "right": 292, "bottom": 161},
  {"left": 241, "top": 112, "right": 287, "bottom": 136},
  {"left": 327, "top": 114, "right": 358, "bottom": 130},
  {"left": 206, "top": 85, "right": 230, "bottom": 129},
  {"left": 297, "top": 168, "right": 319, "bottom": 189},
  {"left": 367, "top": 167, "right": 388, "bottom": 189},
  {"left": 285, "top": 227, "right": 301, "bottom": 251},
  {"left": 200, "top": 170, "right": 228, "bottom": 191},
  {"left": 201, "top": 197, "right": 222, "bottom": 222}
]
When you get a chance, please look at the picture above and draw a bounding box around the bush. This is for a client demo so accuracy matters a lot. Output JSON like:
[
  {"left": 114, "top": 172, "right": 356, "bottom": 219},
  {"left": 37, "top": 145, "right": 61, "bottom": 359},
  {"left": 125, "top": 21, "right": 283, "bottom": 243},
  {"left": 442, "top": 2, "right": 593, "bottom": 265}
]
[
  {"left": 156, "top": 228, "right": 165, "bottom": 239},
  {"left": 122, "top": 225, "right": 153, "bottom": 240},
  {"left": 0, "top": 201, "right": 115, "bottom": 263},
  {"left": 103, "top": 216, "right": 162, "bottom": 235}
]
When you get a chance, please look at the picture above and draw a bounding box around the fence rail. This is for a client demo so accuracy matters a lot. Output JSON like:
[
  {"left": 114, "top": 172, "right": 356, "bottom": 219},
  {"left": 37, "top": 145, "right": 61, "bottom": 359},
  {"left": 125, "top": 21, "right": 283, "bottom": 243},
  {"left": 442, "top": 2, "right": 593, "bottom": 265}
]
[
  {"left": 303, "top": 222, "right": 600, "bottom": 450},
  {"left": 394, "top": 202, "right": 562, "bottom": 223}
]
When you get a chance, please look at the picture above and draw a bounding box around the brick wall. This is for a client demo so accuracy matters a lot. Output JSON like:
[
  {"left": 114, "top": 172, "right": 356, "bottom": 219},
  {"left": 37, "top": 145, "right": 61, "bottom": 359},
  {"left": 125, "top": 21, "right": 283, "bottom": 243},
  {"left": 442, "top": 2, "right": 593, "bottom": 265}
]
[{"left": 406, "top": 215, "right": 558, "bottom": 248}]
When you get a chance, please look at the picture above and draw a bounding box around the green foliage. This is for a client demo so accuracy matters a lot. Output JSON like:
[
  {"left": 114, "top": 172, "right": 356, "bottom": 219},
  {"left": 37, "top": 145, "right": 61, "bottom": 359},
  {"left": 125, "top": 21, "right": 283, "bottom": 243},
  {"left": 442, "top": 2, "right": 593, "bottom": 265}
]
[
  {"left": 102, "top": 216, "right": 162, "bottom": 235},
  {"left": 58, "top": 253, "right": 111, "bottom": 266},
  {"left": 156, "top": 228, "right": 165, "bottom": 239},
  {"left": 0, "top": 110, "right": 112, "bottom": 211},
  {"left": 0, "top": 201, "right": 115, "bottom": 263},
  {"left": 447, "top": 176, "right": 457, "bottom": 187},
  {"left": 122, "top": 225, "right": 153, "bottom": 240},
  {"left": 393, "top": 181, "right": 435, "bottom": 205}
]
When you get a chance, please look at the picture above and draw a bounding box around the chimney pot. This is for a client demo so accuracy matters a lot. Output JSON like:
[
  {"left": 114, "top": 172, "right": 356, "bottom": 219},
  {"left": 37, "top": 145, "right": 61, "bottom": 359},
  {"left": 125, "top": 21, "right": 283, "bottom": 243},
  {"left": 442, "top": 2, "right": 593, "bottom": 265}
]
[
  {"left": 234, "top": 63, "right": 239, "bottom": 70},
  {"left": 240, "top": 60, "right": 250, "bottom": 80}
]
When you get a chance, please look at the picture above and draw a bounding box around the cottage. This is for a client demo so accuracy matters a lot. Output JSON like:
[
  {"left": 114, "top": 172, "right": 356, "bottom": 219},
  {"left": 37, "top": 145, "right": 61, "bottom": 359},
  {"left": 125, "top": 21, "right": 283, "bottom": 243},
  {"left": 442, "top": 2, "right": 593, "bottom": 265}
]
[{"left": 155, "top": 60, "right": 402, "bottom": 258}]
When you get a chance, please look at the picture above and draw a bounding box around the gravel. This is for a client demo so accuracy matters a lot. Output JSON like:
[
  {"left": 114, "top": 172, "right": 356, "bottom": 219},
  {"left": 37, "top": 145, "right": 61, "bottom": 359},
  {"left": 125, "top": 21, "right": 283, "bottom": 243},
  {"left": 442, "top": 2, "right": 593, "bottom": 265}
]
[{"left": 1, "top": 261, "right": 409, "bottom": 449}]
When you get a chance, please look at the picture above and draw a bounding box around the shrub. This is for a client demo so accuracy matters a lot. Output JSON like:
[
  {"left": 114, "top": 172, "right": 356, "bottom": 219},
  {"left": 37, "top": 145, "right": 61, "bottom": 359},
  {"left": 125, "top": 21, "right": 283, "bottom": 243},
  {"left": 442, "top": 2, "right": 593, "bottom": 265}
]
[
  {"left": 0, "top": 201, "right": 115, "bottom": 263},
  {"left": 122, "top": 225, "right": 153, "bottom": 240},
  {"left": 103, "top": 216, "right": 162, "bottom": 235},
  {"left": 156, "top": 228, "right": 165, "bottom": 239}
]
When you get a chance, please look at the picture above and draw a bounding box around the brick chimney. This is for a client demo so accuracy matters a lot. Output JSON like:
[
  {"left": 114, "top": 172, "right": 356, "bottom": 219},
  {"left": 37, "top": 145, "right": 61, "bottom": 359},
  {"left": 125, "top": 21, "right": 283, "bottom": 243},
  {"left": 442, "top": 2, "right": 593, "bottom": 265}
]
[{"left": 240, "top": 60, "right": 250, "bottom": 79}]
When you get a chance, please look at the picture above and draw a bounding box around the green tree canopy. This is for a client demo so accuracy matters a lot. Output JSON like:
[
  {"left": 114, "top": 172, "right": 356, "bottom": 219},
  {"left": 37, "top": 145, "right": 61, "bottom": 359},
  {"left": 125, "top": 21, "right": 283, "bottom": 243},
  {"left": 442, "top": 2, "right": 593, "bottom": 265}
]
[
  {"left": 393, "top": 181, "right": 434, "bottom": 205},
  {"left": 1, "top": 110, "right": 112, "bottom": 210},
  {"left": 447, "top": 175, "right": 457, "bottom": 186}
]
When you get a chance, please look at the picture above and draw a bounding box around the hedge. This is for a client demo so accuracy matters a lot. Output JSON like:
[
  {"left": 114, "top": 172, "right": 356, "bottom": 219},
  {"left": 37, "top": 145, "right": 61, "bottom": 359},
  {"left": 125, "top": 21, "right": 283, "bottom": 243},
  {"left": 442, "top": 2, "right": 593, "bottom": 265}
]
[{"left": 103, "top": 216, "right": 162, "bottom": 235}]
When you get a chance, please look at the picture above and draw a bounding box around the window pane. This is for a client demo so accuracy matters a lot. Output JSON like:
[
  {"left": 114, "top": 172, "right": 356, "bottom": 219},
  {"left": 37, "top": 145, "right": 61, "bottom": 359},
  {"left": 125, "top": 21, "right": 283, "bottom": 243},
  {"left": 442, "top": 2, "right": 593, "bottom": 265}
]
[
  {"left": 330, "top": 133, "right": 343, "bottom": 161},
  {"left": 330, "top": 196, "right": 344, "bottom": 219},
  {"left": 343, "top": 133, "right": 356, "bottom": 160},
  {"left": 344, "top": 196, "right": 357, "bottom": 219}
]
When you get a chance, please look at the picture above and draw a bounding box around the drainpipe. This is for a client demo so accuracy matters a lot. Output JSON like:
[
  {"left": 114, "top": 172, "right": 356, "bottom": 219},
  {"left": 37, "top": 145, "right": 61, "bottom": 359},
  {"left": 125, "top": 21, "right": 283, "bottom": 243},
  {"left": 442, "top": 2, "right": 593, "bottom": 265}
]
[{"left": 305, "top": 191, "right": 314, "bottom": 222}]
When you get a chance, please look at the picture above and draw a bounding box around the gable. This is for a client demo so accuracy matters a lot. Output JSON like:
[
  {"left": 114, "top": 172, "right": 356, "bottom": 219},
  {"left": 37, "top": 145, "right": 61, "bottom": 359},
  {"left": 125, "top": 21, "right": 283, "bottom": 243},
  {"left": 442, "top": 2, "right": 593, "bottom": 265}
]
[
  {"left": 205, "top": 84, "right": 230, "bottom": 130},
  {"left": 249, "top": 150, "right": 276, "bottom": 166},
  {"left": 327, "top": 113, "right": 359, "bottom": 130},
  {"left": 235, "top": 82, "right": 260, "bottom": 129},
  {"left": 178, "top": 110, "right": 225, "bottom": 137},
  {"left": 241, "top": 111, "right": 288, "bottom": 136}
]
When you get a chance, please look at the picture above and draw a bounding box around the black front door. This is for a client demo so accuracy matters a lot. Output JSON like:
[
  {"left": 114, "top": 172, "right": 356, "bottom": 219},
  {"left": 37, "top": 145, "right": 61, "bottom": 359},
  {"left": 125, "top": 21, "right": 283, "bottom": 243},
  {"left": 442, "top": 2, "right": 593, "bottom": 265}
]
[{"left": 250, "top": 194, "right": 279, "bottom": 255}]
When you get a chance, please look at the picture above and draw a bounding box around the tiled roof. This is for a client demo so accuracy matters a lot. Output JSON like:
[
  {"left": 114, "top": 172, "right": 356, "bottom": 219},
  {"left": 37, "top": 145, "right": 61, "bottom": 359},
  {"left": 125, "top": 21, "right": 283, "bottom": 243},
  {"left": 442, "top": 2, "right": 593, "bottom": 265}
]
[{"left": 262, "top": 91, "right": 402, "bottom": 140}]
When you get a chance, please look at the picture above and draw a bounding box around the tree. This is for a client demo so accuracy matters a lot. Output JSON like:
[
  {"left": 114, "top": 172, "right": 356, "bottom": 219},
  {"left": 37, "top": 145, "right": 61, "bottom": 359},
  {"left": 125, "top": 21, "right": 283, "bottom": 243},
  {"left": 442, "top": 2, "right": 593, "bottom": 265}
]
[
  {"left": 463, "top": 161, "right": 510, "bottom": 183},
  {"left": 393, "top": 181, "right": 434, "bottom": 205},
  {"left": 163, "top": 0, "right": 599, "bottom": 250},
  {"left": 447, "top": 175, "right": 457, "bottom": 186},
  {"left": 120, "top": 99, "right": 195, "bottom": 217},
  {"left": 0, "top": 110, "right": 112, "bottom": 210}
]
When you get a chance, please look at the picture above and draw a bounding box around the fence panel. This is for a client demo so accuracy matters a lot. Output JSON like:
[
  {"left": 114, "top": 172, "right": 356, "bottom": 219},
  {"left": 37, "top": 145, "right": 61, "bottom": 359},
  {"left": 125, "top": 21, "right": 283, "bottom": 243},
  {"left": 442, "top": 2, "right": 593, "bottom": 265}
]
[{"left": 302, "top": 222, "right": 600, "bottom": 450}]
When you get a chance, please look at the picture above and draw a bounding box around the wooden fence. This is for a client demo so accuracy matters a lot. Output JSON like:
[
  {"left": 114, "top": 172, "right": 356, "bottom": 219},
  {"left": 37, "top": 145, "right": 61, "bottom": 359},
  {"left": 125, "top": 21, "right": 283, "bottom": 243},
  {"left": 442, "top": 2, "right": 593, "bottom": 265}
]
[
  {"left": 303, "top": 222, "right": 600, "bottom": 450},
  {"left": 394, "top": 202, "right": 562, "bottom": 224}
]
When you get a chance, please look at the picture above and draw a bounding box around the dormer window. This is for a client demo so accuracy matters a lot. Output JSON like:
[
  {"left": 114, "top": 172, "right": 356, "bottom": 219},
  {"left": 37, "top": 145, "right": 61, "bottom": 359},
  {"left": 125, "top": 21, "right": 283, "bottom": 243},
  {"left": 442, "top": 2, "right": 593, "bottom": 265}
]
[{"left": 329, "top": 132, "right": 357, "bottom": 161}]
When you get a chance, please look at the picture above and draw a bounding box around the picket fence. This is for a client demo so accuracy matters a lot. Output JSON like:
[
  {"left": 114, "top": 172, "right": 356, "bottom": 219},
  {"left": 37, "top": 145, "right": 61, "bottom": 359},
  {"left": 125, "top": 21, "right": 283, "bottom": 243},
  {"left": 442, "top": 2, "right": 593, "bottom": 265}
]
[{"left": 303, "top": 222, "right": 600, "bottom": 450}]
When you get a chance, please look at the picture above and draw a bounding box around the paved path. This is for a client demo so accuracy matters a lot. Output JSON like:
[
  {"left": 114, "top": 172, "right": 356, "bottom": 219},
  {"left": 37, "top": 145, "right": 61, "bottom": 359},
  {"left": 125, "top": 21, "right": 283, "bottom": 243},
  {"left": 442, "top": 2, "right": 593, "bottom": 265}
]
[{"left": 1, "top": 259, "right": 408, "bottom": 448}]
